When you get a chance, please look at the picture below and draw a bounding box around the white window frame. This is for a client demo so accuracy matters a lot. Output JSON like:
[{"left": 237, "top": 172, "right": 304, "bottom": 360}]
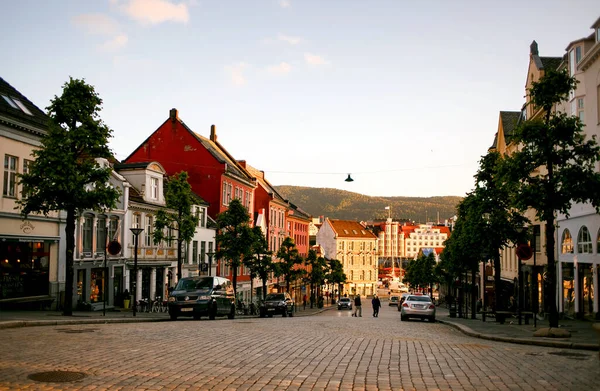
[
  {"left": 150, "top": 177, "right": 159, "bottom": 200},
  {"left": 3, "top": 154, "right": 18, "bottom": 197}
]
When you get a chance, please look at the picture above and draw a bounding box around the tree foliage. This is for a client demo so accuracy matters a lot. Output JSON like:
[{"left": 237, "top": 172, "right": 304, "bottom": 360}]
[
  {"left": 501, "top": 68, "right": 600, "bottom": 327},
  {"left": 326, "top": 258, "right": 347, "bottom": 298},
  {"left": 243, "top": 226, "right": 276, "bottom": 302},
  {"left": 153, "top": 171, "right": 199, "bottom": 280},
  {"left": 18, "top": 77, "right": 120, "bottom": 316},
  {"left": 275, "top": 237, "right": 303, "bottom": 293},
  {"left": 404, "top": 252, "right": 436, "bottom": 292},
  {"left": 215, "top": 199, "right": 253, "bottom": 299}
]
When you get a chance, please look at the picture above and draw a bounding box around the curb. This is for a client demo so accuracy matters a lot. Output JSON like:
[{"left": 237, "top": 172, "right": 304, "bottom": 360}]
[{"left": 438, "top": 319, "right": 599, "bottom": 351}]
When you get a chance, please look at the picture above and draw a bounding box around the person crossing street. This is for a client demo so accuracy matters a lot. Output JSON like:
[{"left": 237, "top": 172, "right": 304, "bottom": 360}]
[
  {"left": 372, "top": 295, "right": 381, "bottom": 317},
  {"left": 352, "top": 294, "right": 362, "bottom": 317}
]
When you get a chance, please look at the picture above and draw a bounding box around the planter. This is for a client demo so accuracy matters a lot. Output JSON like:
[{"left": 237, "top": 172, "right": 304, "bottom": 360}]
[{"left": 123, "top": 299, "right": 130, "bottom": 309}]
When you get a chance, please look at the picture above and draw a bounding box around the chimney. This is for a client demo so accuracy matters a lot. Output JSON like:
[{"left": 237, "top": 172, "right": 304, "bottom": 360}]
[
  {"left": 169, "top": 108, "right": 178, "bottom": 122},
  {"left": 530, "top": 40, "right": 538, "bottom": 56},
  {"left": 238, "top": 160, "right": 246, "bottom": 169},
  {"left": 210, "top": 124, "right": 217, "bottom": 142}
]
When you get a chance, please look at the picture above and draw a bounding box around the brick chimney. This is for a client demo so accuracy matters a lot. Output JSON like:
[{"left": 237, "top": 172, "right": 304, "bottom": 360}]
[
  {"left": 169, "top": 108, "right": 178, "bottom": 122},
  {"left": 210, "top": 124, "right": 217, "bottom": 142}
]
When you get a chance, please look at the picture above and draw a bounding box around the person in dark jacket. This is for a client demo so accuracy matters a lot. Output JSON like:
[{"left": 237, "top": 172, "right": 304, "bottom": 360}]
[
  {"left": 372, "top": 295, "right": 381, "bottom": 317},
  {"left": 352, "top": 295, "right": 362, "bottom": 317}
]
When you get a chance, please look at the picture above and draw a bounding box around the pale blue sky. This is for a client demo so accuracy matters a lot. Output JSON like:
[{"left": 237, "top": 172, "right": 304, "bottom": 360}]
[{"left": 2, "top": 0, "right": 599, "bottom": 197}]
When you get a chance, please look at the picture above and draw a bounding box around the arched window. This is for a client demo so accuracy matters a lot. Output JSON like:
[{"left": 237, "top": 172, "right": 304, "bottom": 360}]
[
  {"left": 577, "top": 226, "right": 592, "bottom": 253},
  {"left": 561, "top": 229, "right": 573, "bottom": 254}
]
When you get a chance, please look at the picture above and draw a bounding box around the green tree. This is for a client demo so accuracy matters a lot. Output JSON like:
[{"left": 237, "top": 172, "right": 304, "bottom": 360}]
[
  {"left": 326, "top": 258, "right": 347, "bottom": 300},
  {"left": 153, "top": 171, "right": 199, "bottom": 280},
  {"left": 275, "top": 237, "right": 303, "bottom": 293},
  {"left": 243, "top": 226, "right": 276, "bottom": 302},
  {"left": 502, "top": 69, "right": 600, "bottom": 327},
  {"left": 215, "top": 199, "right": 253, "bottom": 299},
  {"left": 18, "top": 77, "right": 120, "bottom": 316},
  {"left": 306, "top": 249, "right": 328, "bottom": 308}
]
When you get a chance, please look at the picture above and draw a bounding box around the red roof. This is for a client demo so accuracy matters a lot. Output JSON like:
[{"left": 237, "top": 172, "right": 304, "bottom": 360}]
[{"left": 328, "top": 219, "right": 377, "bottom": 239}]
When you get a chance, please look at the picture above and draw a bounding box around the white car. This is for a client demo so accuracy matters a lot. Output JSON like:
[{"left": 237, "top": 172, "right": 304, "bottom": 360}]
[{"left": 400, "top": 294, "right": 436, "bottom": 322}]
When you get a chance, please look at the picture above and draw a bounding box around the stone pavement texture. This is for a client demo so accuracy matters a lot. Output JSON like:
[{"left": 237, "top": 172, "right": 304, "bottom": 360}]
[
  {"left": 2, "top": 302, "right": 599, "bottom": 352},
  {"left": 0, "top": 301, "right": 599, "bottom": 391}
]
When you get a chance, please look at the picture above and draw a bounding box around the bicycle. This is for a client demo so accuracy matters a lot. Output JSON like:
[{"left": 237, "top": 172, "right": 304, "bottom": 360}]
[
  {"left": 137, "top": 298, "right": 149, "bottom": 313},
  {"left": 151, "top": 296, "right": 163, "bottom": 313}
]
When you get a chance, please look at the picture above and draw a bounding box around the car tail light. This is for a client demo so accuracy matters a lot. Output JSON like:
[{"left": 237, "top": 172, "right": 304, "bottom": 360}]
[
  {"left": 402, "top": 303, "right": 409, "bottom": 307},
  {"left": 429, "top": 304, "right": 435, "bottom": 309}
]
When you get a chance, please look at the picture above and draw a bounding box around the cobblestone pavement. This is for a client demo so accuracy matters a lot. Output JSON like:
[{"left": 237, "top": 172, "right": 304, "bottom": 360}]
[{"left": 0, "top": 307, "right": 598, "bottom": 391}]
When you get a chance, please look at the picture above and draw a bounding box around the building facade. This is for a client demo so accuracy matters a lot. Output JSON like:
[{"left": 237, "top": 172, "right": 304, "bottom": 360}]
[
  {"left": 317, "top": 219, "right": 378, "bottom": 297},
  {"left": 0, "top": 77, "right": 61, "bottom": 308}
]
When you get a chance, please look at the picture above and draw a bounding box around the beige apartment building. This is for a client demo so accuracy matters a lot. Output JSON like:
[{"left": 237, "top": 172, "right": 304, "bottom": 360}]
[
  {"left": 0, "top": 77, "right": 61, "bottom": 308},
  {"left": 316, "top": 218, "right": 378, "bottom": 297}
]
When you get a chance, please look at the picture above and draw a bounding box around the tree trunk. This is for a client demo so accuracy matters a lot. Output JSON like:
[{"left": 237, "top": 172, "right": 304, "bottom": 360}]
[
  {"left": 494, "top": 253, "right": 503, "bottom": 313},
  {"left": 546, "top": 216, "right": 558, "bottom": 327},
  {"left": 262, "top": 278, "right": 267, "bottom": 301},
  {"left": 63, "top": 208, "right": 76, "bottom": 316},
  {"left": 177, "top": 229, "right": 182, "bottom": 281},
  {"left": 232, "top": 259, "right": 238, "bottom": 300},
  {"left": 471, "top": 265, "right": 477, "bottom": 319}
]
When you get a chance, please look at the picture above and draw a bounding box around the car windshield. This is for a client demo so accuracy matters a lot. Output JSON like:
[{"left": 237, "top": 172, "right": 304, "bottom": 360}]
[
  {"left": 175, "top": 278, "right": 213, "bottom": 291},
  {"left": 407, "top": 296, "right": 431, "bottom": 302},
  {"left": 340, "top": 298, "right": 350, "bottom": 302},
  {"left": 265, "top": 294, "right": 285, "bottom": 300},
  {"left": 390, "top": 297, "right": 398, "bottom": 301}
]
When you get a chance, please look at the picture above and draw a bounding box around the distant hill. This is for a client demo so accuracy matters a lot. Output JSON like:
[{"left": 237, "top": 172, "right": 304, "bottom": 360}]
[{"left": 274, "top": 186, "right": 461, "bottom": 223}]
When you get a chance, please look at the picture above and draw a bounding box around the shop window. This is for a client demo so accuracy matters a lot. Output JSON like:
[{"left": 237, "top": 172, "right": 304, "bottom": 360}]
[
  {"left": 562, "top": 262, "right": 575, "bottom": 317},
  {"left": 561, "top": 229, "right": 574, "bottom": 254},
  {"left": 577, "top": 226, "right": 592, "bottom": 254},
  {"left": 82, "top": 213, "right": 94, "bottom": 254}
]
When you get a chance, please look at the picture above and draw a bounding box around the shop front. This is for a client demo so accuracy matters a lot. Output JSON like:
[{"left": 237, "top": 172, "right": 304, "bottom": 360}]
[{"left": 75, "top": 260, "right": 127, "bottom": 311}]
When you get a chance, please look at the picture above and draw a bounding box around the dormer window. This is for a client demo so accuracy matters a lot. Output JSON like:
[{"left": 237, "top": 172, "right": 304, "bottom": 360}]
[
  {"left": 150, "top": 177, "right": 159, "bottom": 200},
  {"left": 575, "top": 46, "right": 582, "bottom": 63},
  {"left": 597, "top": 27, "right": 600, "bottom": 42}
]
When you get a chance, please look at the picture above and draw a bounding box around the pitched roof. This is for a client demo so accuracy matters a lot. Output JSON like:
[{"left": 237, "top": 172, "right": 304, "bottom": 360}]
[
  {"left": 538, "top": 56, "right": 562, "bottom": 71},
  {"left": 499, "top": 111, "right": 521, "bottom": 142},
  {"left": 327, "top": 219, "right": 377, "bottom": 239},
  {"left": 244, "top": 163, "right": 286, "bottom": 203},
  {"left": 0, "top": 76, "right": 49, "bottom": 132}
]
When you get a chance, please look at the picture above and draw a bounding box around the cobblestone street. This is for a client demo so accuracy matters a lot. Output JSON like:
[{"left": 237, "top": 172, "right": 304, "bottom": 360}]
[{"left": 0, "top": 308, "right": 598, "bottom": 390}]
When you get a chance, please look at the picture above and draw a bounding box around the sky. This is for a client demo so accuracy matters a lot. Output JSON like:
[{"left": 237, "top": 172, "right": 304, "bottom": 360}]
[{"left": 2, "top": 0, "right": 599, "bottom": 198}]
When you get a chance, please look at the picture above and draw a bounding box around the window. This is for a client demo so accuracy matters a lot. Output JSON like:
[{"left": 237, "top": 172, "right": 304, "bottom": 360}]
[
  {"left": 569, "top": 49, "right": 575, "bottom": 76},
  {"left": 227, "top": 183, "right": 232, "bottom": 204},
  {"left": 200, "top": 241, "right": 206, "bottom": 266},
  {"left": 192, "top": 241, "right": 198, "bottom": 264},
  {"left": 21, "top": 159, "right": 33, "bottom": 198},
  {"left": 577, "top": 226, "right": 592, "bottom": 254},
  {"left": 3, "top": 155, "right": 18, "bottom": 197},
  {"left": 150, "top": 177, "right": 158, "bottom": 199},
  {"left": 167, "top": 225, "right": 174, "bottom": 247},
  {"left": 575, "top": 46, "right": 582, "bottom": 63},
  {"left": 145, "top": 215, "right": 153, "bottom": 247},
  {"left": 108, "top": 216, "right": 119, "bottom": 242},
  {"left": 577, "top": 98, "right": 584, "bottom": 122},
  {"left": 222, "top": 182, "right": 227, "bottom": 205},
  {"left": 1, "top": 95, "right": 32, "bottom": 115},
  {"left": 83, "top": 213, "right": 94, "bottom": 253},
  {"left": 96, "top": 215, "right": 107, "bottom": 253}
]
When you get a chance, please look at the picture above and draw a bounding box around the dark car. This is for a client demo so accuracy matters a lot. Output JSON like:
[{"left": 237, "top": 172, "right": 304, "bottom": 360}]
[
  {"left": 337, "top": 297, "right": 352, "bottom": 310},
  {"left": 167, "top": 276, "right": 235, "bottom": 321},
  {"left": 259, "top": 292, "right": 295, "bottom": 317}
]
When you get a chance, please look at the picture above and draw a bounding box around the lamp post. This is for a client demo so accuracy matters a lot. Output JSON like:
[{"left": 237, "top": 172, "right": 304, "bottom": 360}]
[{"left": 130, "top": 228, "right": 144, "bottom": 317}]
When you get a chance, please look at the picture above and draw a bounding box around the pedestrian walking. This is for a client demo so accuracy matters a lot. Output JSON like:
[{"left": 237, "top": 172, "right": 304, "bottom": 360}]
[
  {"left": 372, "top": 295, "right": 381, "bottom": 317},
  {"left": 352, "top": 294, "right": 362, "bottom": 317}
]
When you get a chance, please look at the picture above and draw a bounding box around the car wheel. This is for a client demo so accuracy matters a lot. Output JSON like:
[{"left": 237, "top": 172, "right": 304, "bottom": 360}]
[
  {"left": 401, "top": 315, "right": 408, "bottom": 321},
  {"left": 227, "top": 304, "right": 235, "bottom": 319},
  {"left": 169, "top": 312, "right": 178, "bottom": 321},
  {"left": 260, "top": 309, "right": 266, "bottom": 318},
  {"left": 429, "top": 316, "right": 436, "bottom": 322},
  {"left": 268, "top": 314, "right": 273, "bottom": 318},
  {"left": 193, "top": 314, "right": 201, "bottom": 320},
  {"left": 209, "top": 303, "right": 216, "bottom": 320}
]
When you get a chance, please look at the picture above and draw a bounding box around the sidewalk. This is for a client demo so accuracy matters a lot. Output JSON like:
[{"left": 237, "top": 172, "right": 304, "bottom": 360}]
[
  {"left": 436, "top": 306, "right": 600, "bottom": 351},
  {"left": 0, "top": 303, "right": 333, "bottom": 330}
]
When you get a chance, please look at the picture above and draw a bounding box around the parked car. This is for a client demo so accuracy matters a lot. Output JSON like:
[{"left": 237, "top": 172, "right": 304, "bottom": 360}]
[
  {"left": 259, "top": 292, "right": 295, "bottom": 317},
  {"left": 396, "top": 292, "right": 411, "bottom": 311},
  {"left": 400, "top": 294, "right": 436, "bottom": 322},
  {"left": 168, "top": 276, "right": 235, "bottom": 321},
  {"left": 337, "top": 297, "right": 352, "bottom": 310},
  {"left": 389, "top": 295, "right": 400, "bottom": 306}
]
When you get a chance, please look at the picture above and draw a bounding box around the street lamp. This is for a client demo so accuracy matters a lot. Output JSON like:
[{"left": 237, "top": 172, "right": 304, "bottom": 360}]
[{"left": 130, "top": 228, "right": 144, "bottom": 317}]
